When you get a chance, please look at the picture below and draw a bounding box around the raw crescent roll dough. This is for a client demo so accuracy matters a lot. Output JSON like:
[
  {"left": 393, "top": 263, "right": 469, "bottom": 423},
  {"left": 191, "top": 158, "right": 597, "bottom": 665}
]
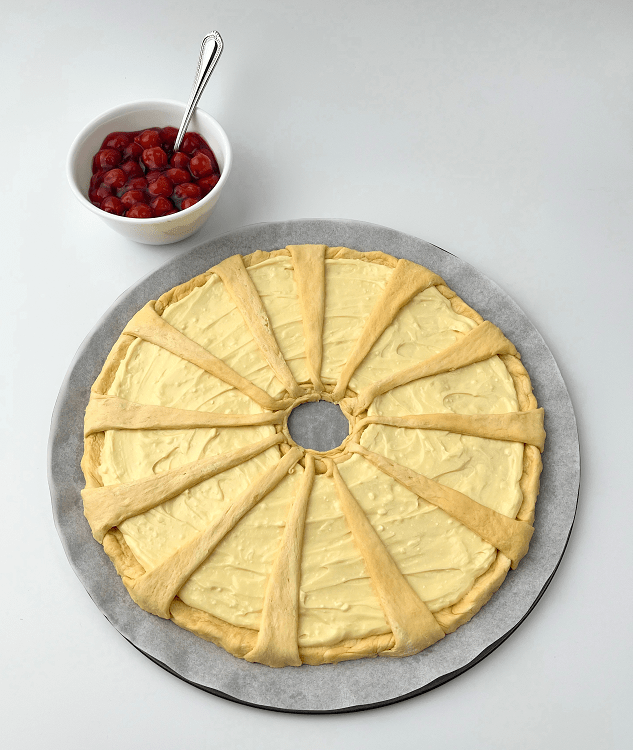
[{"left": 82, "top": 245, "right": 544, "bottom": 666}]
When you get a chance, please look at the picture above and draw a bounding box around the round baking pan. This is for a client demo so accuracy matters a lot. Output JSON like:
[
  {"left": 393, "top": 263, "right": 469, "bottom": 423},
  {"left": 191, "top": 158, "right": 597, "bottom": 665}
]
[{"left": 49, "top": 219, "right": 580, "bottom": 713}]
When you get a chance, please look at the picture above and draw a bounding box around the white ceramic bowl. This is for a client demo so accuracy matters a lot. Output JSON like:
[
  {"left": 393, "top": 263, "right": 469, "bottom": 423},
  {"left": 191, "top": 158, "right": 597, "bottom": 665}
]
[{"left": 67, "top": 100, "right": 232, "bottom": 245}]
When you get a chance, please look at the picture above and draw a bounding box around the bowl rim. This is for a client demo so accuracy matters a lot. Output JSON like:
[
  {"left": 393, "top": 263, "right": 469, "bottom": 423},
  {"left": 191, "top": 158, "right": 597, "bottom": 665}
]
[{"left": 66, "top": 98, "right": 232, "bottom": 225}]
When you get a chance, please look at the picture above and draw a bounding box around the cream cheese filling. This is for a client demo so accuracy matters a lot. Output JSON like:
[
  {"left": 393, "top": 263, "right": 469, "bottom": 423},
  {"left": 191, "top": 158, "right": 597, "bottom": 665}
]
[
  {"left": 369, "top": 355, "right": 520, "bottom": 417},
  {"left": 108, "top": 338, "right": 264, "bottom": 414},
  {"left": 321, "top": 259, "right": 391, "bottom": 384},
  {"left": 359, "top": 425, "right": 524, "bottom": 518},
  {"left": 246, "top": 256, "right": 310, "bottom": 385},
  {"left": 161, "top": 272, "right": 286, "bottom": 399},
  {"left": 349, "top": 285, "right": 478, "bottom": 392},
  {"left": 97, "top": 255, "right": 524, "bottom": 647},
  {"left": 298, "top": 473, "right": 389, "bottom": 646},
  {"left": 337, "top": 454, "right": 497, "bottom": 613},
  {"left": 180, "top": 468, "right": 303, "bottom": 631},
  {"left": 111, "top": 446, "right": 282, "bottom": 573}
]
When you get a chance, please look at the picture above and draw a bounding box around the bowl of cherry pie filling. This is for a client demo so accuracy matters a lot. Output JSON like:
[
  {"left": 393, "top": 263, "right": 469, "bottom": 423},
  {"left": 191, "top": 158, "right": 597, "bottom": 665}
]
[{"left": 67, "top": 99, "right": 232, "bottom": 245}]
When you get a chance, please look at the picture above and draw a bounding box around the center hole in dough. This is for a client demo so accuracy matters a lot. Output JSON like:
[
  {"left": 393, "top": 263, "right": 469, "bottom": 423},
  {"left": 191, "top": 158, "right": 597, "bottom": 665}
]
[{"left": 287, "top": 401, "right": 350, "bottom": 452}]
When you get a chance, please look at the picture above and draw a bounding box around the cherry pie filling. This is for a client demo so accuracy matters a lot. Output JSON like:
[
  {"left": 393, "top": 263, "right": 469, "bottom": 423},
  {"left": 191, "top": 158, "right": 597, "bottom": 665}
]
[{"left": 89, "top": 128, "right": 221, "bottom": 218}]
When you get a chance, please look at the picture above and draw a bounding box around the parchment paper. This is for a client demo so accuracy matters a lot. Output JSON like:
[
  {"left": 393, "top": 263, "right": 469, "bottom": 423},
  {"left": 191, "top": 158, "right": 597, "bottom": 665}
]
[{"left": 49, "top": 219, "right": 580, "bottom": 713}]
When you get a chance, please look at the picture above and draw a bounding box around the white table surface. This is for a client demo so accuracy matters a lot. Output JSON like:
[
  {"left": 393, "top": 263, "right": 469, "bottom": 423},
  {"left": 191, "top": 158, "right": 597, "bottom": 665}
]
[{"left": 3, "top": 1, "right": 631, "bottom": 747}]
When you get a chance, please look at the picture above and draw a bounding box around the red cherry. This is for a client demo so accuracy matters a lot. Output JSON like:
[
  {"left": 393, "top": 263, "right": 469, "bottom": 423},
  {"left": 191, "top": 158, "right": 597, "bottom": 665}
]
[
  {"left": 180, "top": 197, "right": 200, "bottom": 210},
  {"left": 123, "top": 142, "right": 143, "bottom": 160},
  {"left": 197, "top": 174, "right": 220, "bottom": 195},
  {"left": 164, "top": 167, "right": 190, "bottom": 185},
  {"left": 126, "top": 203, "right": 154, "bottom": 219},
  {"left": 135, "top": 129, "right": 162, "bottom": 149},
  {"left": 144, "top": 170, "right": 163, "bottom": 182},
  {"left": 89, "top": 184, "right": 113, "bottom": 204},
  {"left": 120, "top": 190, "right": 148, "bottom": 208},
  {"left": 147, "top": 174, "right": 173, "bottom": 198},
  {"left": 170, "top": 152, "right": 190, "bottom": 170},
  {"left": 122, "top": 176, "right": 148, "bottom": 192},
  {"left": 180, "top": 132, "right": 202, "bottom": 156},
  {"left": 100, "top": 196, "right": 125, "bottom": 215},
  {"left": 90, "top": 170, "right": 106, "bottom": 188},
  {"left": 101, "top": 132, "right": 131, "bottom": 150},
  {"left": 150, "top": 196, "right": 175, "bottom": 216},
  {"left": 120, "top": 160, "right": 144, "bottom": 178},
  {"left": 189, "top": 152, "right": 215, "bottom": 179},
  {"left": 102, "top": 168, "right": 126, "bottom": 190},
  {"left": 173, "top": 182, "right": 201, "bottom": 201},
  {"left": 93, "top": 148, "right": 122, "bottom": 172},
  {"left": 161, "top": 127, "right": 178, "bottom": 148},
  {"left": 142, "top": 147, "right": 168, "bottom": 170},
  {"left": 197, "top": 147, "right": 220, "bottom": 174}
]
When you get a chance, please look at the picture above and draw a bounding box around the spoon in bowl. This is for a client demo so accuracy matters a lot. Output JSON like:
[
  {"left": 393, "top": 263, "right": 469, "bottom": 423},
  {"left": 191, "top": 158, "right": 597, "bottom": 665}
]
[{"left": 173, "top": 31, "right": 224, "bottom": 153}]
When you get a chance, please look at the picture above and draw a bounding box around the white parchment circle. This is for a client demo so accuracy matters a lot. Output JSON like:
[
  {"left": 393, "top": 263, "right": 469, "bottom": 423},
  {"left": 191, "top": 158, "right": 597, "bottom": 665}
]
[{"left": 49, "top": 219, "right": 579, "bottom": 713}]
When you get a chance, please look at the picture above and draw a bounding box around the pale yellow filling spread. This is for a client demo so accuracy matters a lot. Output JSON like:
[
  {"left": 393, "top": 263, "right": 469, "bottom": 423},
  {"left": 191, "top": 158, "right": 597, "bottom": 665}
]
[
  {"left": 369, "top": 355, "right": 519, "bottom": 418},
  {"left": 367, "top": 356, "right": 524, "bottom": 518},
  {"left": 246, "top": 256, "right": 310, "bottom": 385},
  {"left": 98, "top": 256, "right": 524, "bottom": 645},
  {"left": 337, "top": 454, "right": 497, "bottom": 613},
  {"left": 109, "top": 338, "right": 262, "bottom": 414},
  {"left": 298, "top": 473, "right": 389, "bottom": 646},
  {"left": 162, "top": 272, "right": 286, "bottom": 399},
  {"left": 105, "top": 447, "right": 278, "bottom": 563},
  {"left": 180, "top": 468, "right": 303, "bottom": 630},
  {"left": 350, "top": 285, "right": 478, "bottom": 391},
  {"left": 321, "top": 259, "right": 391, "bottom": 384}
]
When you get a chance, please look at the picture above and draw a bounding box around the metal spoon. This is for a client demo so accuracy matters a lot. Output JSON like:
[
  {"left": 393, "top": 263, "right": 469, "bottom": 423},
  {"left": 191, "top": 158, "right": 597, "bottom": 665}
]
[{"left": 173, "top": 31, "right": 224, "bottom": 152}]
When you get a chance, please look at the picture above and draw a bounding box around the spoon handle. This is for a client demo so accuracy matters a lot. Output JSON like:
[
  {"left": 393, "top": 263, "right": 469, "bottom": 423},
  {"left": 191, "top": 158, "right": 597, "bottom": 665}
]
[{"left": 174, "top": 31, "right": 224, "bottom": 152}]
